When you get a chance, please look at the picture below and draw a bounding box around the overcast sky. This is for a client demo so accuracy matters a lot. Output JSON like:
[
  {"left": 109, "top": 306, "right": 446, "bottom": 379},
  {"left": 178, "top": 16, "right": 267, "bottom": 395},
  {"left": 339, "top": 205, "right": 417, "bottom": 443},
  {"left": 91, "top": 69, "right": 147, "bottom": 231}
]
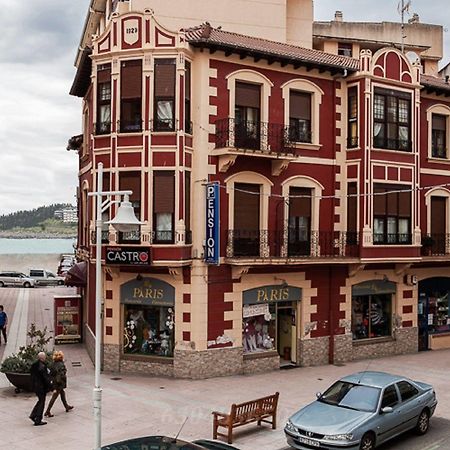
[{"left": 0, "top": 0, "right": 448, "bottom": 215}]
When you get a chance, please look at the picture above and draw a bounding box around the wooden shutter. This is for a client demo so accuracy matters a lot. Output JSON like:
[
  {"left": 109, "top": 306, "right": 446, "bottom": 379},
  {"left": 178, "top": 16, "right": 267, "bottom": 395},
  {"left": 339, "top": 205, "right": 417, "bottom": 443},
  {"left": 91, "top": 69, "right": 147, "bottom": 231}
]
[
  {"left": 387, "top": 189, "right": 399, "bottom": 215},
  {"left": 289, "top": 187, "right": 311, "bottom": 217},
  {"left": 290, "top": 91, "right": 311, "bottom": 120},
  {"left": 234, "top": 183, "right": 260, "bottom": 230},
  {"left": 347, "top": 183, "right": 357, "bottom": 232},
  {"left": 431, "top": 197, "right": 446, "bottom": 235},
  {"left": 433, "top": 114, "right": 446, "bottom": 131},
  {"left": 154, "top": 172, "right": 175, "bottom": 213},
  {"left": 398, "top": 190, "right": 411, "bottom": 217},
  {"left": 97, "top": 64, "right": 111, "bottom": 83},
  {"left": 119, "top": 172, "right": 141, "bottom": 202},
  {"left": 373, "top": 185, "right": 386, "bottom": 215},
  {"left": 185, "top": 61, "right": 191, "bottom": 101},
  {"left": 185, "top": 171, "right": 191, "bottom": 230},
  {"left": 235, "top": 82, "right": 260, "bottom": 108},
  {"left": 121, "top": 60, "right": 142, "bottom": 99},
  {"left": 155, "top": 60, "right": 176, "bottom": 97}
]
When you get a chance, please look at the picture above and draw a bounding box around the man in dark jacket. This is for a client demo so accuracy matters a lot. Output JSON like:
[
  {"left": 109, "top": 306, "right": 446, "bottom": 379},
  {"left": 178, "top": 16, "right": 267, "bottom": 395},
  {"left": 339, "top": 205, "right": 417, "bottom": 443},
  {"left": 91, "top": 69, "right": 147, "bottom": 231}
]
[{"left": 29, "top": 352, "right": 52, "bottom": 426}]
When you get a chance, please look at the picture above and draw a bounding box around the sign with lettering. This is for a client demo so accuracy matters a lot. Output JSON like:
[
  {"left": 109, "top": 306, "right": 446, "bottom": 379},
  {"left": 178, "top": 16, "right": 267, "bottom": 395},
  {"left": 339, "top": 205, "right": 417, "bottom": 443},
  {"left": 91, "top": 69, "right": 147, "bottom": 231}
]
[
  {"left": 106, "top": 247, "right": 151, "bottom": 266},
  {"left": 205, "top": 182, "right": 220, "bottom": 265},
  {"left": 120, "top": 278, "right": 175, "bottom": 306},
  {"left": 54, "top": 295, "right": 81, "bottom": 343},
  {"left": 123, "top": 18, "right": 139, "bottom": 46},
  {"left": 352, "top": 280, "right": 396, "bottom": 297},
  {"left": 243, "top": 285, "right": 302, "bottom": 305}
]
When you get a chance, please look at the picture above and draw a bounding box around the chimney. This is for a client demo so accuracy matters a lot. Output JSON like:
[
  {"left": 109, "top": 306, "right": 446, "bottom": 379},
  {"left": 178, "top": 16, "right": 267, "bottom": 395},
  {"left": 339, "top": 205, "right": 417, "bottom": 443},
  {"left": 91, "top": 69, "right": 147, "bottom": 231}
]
[{"left": 334, "top": 11, "right": 343, "bottom": 22}]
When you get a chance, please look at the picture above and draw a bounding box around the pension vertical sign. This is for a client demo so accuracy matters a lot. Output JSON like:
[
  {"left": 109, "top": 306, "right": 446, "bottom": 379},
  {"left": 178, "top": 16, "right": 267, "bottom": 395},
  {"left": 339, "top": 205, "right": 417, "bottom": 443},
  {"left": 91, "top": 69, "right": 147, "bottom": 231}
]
[{"left": 205, "top": 182, "right": 220, "bottom": 265}]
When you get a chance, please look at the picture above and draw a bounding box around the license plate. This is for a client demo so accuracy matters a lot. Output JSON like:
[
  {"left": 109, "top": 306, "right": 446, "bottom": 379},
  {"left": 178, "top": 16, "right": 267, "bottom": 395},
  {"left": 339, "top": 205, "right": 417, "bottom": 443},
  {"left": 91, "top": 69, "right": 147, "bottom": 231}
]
[{"left": 297, "top": 436, "right": 320, "bottom": 447}]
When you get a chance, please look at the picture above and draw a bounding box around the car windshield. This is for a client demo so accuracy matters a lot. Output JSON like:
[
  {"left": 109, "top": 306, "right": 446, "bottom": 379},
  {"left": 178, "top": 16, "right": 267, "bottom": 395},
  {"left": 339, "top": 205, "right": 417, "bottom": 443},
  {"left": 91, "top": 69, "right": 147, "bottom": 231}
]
[{"left": 319, "top": 381, "right": 380, "bottom": 412}]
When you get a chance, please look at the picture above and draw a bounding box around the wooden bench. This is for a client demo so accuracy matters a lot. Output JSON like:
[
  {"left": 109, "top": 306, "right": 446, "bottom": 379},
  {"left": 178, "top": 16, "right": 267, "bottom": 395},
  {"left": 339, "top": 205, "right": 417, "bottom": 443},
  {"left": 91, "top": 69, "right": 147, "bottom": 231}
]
[{"left": 212, "top": 392, "right": 279, "bottom": 444}]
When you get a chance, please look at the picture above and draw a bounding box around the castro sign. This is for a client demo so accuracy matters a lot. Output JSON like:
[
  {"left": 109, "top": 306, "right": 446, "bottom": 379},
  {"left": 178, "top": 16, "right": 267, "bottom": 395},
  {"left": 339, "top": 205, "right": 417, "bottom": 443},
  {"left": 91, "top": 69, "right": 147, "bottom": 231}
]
[{"left": 106, "top": 247, "right": 151, "bottom": 266}]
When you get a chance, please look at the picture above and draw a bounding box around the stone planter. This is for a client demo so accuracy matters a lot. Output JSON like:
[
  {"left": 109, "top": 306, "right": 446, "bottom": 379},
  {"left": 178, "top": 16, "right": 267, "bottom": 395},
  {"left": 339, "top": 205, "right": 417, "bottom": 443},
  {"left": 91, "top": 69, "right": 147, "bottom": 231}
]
[{"left": 4, "top": 372, "right": 33, "bottom": 393}]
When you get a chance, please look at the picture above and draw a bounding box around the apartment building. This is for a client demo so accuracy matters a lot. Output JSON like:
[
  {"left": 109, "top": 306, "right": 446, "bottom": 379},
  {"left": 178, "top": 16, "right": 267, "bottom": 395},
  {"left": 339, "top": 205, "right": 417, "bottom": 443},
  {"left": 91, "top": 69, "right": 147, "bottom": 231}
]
[{"left": 69, "top": 0, "right": 450, "bottom": 378}]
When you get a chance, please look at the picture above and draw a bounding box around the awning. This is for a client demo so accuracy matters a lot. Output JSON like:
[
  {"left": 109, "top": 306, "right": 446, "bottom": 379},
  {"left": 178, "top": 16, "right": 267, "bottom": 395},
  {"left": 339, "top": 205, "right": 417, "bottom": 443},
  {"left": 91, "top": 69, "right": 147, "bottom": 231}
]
[{"left": 65, "top": 261, "right": 87, "bottom": 287}]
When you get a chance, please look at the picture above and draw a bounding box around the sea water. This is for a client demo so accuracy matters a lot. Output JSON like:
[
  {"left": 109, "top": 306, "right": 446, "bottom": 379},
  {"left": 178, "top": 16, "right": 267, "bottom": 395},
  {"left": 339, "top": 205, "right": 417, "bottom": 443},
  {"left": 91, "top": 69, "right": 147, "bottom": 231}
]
[{"left": 0, "top": 238, "right": 75, "bottom": 254}]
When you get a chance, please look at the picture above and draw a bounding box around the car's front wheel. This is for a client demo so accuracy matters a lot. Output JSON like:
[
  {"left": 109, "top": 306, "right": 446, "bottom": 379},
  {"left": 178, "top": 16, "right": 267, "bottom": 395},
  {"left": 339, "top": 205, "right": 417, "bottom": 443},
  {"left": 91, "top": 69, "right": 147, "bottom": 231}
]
[
  {"left": 360, "top": 432, "right": 376, "bottom": 450},
  {"left": 416, "top": 409, "right": 430, "bottom": 435},
  {"left": 23, "top": 282, "right": 31, "bottom": 288},
  {"left": 58, "top": 280, "right": 64, "bottom": 286},
  {"left": 0, "top": 281, "right": 4, "bottom": 287}
]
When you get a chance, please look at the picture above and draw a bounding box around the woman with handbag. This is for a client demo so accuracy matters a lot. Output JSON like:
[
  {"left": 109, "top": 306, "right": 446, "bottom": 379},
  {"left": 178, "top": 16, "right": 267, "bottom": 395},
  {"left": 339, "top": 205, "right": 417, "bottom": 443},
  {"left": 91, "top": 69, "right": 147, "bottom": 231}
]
[{"left": 44, "top": 351, "right": 74, "bottom": 417}]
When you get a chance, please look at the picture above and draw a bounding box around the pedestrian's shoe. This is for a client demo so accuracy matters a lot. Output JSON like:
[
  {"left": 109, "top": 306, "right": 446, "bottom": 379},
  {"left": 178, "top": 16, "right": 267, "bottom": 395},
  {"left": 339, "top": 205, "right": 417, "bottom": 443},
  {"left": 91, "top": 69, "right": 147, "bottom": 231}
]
[
  {"left": 65, "top": 405, "right": 74, "bottom": 412},
  {"left": 33, "top": 421, "right": 47, "bottom": 426},
  {"left": 29, "top": 415, "right": 35, "bottom": 423},
  {"left": 44, "top": 412, "right": 54, "bottom": 418}
]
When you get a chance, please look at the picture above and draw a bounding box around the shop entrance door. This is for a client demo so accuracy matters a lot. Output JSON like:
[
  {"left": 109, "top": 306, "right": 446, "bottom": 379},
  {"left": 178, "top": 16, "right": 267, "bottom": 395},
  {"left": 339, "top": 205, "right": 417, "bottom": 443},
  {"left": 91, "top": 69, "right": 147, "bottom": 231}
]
[{"left": 277, "top": 303, "right": 296, "bottom": 365}]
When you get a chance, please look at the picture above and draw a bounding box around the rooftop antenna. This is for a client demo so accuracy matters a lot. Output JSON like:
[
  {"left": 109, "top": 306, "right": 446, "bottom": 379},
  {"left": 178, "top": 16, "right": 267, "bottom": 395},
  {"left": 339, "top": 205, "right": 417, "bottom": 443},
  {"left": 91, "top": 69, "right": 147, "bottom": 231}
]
[
  {"left": 398, "top": 0, "right": 411, "bottom": 53},
  {"left": 356, "top": 358, "right": 373, "bottom": 384}
]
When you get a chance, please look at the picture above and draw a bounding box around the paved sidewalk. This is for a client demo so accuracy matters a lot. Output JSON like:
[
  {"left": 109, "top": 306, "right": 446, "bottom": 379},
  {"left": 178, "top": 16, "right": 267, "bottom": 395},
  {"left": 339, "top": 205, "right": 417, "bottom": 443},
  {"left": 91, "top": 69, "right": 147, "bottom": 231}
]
[{"left": 1, "top": 287, "right": 450, "bottom": 450}]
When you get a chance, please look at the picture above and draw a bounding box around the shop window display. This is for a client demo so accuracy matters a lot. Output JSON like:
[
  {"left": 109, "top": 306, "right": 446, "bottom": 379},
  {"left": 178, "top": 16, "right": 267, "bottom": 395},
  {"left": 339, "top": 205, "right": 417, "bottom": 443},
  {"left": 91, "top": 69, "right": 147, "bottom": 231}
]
[
  {"left": 123, "top": 305, "right": 174, "bottom": 357},
  {"left": 424, "top": 291, "right": 450, "bottom": 333},
  {"left": 242, "top": 304, "right": 275, "bottom": 353},
  {"left": 352, "top": 294, "right": 392, "bottom": 340}
]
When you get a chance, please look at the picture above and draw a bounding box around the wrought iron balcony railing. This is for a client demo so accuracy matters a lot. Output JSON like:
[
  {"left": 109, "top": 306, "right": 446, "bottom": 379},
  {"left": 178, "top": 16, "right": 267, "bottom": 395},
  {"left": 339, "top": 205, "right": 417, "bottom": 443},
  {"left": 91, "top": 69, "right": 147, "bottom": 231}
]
[
  {"left": 118, "top": 231, "right": 141, "bottom": 244},
  {"left": 215, "top": 118, "right": 296, "bottom": 155},
  {"left": 225, "top": 230, "right": 360, "bottom": 259},
  {"left": 118, "top": 119, "right": 142, "bottom": 133},
  {"left": 421, "top": 234, "right": 450, "bottom": 256}
]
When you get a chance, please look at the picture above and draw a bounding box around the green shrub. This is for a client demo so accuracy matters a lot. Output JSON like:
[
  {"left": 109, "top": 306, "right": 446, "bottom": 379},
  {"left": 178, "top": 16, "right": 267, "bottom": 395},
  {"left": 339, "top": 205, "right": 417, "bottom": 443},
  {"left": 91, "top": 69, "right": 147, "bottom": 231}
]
[{"left": 0, "top": 324, "right": 53, "bottom": 374}]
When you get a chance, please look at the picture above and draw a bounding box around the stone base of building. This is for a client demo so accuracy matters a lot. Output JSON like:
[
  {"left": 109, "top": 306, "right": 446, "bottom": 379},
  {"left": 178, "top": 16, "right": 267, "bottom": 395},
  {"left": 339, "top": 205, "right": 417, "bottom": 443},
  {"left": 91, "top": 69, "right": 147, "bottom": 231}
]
[
  {"left": 298, "top": 336, "right": 330, "bottom": 366},
  {"left": 333, "top": 333, "right": 353, "bottom": 364},
  {"left": 120, "top": 356, "right": 174, "bottom": 377},
  {"left": 243, "top": 351, "right": 280, "bottom": 375},
  {"left": 174, "top": 347, "right": 244, "bottom": 379},
  {"left": 103, "top": 344, "right": 120, "bottom": 372}
]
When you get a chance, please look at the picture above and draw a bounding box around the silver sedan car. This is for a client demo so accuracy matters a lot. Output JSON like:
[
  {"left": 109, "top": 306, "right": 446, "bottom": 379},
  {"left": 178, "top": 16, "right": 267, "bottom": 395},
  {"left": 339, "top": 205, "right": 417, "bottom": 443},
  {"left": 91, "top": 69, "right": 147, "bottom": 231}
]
[{"left": 285, "top": 371, "right": 437, "bottom": 450}]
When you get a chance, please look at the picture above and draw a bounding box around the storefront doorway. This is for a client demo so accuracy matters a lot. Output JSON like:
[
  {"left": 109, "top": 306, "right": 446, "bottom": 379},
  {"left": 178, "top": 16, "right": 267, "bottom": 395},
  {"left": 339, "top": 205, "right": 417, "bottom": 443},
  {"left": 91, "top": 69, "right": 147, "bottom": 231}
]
[{"left": 242, "top": 285, "right": 300, "bottom": 366}]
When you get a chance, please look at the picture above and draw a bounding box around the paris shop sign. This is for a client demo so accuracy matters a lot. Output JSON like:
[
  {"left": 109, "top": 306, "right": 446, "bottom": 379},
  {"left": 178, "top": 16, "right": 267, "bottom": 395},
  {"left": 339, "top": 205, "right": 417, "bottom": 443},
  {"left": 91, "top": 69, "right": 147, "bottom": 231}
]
[{"left": 106, "top": 247, "right": 151, "bottom": 265}]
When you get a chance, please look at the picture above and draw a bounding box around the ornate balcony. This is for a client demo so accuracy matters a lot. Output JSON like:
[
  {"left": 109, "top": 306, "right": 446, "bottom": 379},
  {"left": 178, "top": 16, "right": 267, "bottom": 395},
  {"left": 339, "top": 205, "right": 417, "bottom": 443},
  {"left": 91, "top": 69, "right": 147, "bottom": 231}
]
[
  {"left": 225, "top": 230, "right": 359, "bottom": 259},
  {"left": 421, "top": 234, "right": 450, "bottom": 256},
  {"left": 215, "top": 118, "right": 296, "bottom": 156}
]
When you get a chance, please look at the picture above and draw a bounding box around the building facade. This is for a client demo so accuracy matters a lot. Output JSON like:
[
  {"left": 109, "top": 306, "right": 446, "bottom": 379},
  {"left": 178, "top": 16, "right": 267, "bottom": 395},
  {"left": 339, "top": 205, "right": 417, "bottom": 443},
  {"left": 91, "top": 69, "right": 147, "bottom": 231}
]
[{"left": 69, "top": 0, "right": 450, "bottom": 379}]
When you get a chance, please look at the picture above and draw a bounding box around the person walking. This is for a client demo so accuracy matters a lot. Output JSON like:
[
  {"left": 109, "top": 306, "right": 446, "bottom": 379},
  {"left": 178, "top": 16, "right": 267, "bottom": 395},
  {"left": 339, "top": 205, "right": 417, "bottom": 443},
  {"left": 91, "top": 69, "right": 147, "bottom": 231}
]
[
  {"left": 44, "top": 351, "right": 73, "bottom": 417},
  {"left": 0, "top": 305, "right": 7, "bottom": 345},
  {"left": 29, "top": 352, "right": 52, "bottom": 426}
]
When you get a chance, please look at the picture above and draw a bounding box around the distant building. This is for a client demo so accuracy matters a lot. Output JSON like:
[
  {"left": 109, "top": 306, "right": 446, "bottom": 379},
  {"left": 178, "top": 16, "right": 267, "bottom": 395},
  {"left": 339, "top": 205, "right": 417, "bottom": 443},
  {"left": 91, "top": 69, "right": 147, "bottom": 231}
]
[{"left": 54, "top": 208, "right": 78, "bottom": 223}]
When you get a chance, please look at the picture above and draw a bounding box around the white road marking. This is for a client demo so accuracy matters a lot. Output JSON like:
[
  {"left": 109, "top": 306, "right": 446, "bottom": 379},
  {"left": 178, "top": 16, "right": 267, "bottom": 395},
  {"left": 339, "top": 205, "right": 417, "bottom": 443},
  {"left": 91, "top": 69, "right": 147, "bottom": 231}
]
[{"left": 0, "top": 289, "right": 30, "bottom": 388}]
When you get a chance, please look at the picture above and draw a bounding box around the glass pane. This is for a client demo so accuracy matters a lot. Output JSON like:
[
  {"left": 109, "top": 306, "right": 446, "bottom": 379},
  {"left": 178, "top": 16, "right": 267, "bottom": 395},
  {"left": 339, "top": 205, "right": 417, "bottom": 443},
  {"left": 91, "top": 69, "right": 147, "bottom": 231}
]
[
  {"left": 381, "top": 385, "right": 399, "bottom": 408},
  {"left": 99, "top": 83, "right": 111, "bottom": 101},
  {"left": 370, "top": 294, "right": 391, "bottom": 338},
  {"left": 387, "top": 96, "right": 397, "bottom": 122},
  {"left": 374, "top": 95, "right": 385, "bottom": 120},
  {"left": 398, "top": 99, "right": 409, "bottom": 123},
  {"left": 156, "top": 213, "right": 172, "bottom": 231},
  {"left": 243, "top": 312, "right": 275, "bottom": 354},
  {"left": 352, "top": 295, "right": 369, "bottom": 339},
  {"left": 124, "top": 305, "right": 175, "bottom": 357}
]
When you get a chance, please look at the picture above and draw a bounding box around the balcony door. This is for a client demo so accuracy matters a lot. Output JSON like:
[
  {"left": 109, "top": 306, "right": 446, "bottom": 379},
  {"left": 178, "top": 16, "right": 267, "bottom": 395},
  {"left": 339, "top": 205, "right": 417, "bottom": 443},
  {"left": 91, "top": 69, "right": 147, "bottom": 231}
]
[
  {"left": 288, "top": 187, "right": 311, "bottom": 256},
  {"left": 431, "top": 197, "right": 446, "bottom": 254},
  {"left": 233, "top": 183, "right": 260, "bottom": 256},
  {"left": 235, "top": 82, "right": 261, "bottom": 150}
]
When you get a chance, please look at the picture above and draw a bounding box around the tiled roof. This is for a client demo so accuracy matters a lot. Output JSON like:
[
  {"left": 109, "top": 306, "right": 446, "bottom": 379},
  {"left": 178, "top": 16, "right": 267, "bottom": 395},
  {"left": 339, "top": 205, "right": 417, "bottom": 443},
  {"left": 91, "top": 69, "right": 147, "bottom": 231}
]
[
  {"left": 421, "top": 74, "right": 450, "bottom": 94},
  {"left": 184, "top": 24, "right": 360, "bottom": 73}
]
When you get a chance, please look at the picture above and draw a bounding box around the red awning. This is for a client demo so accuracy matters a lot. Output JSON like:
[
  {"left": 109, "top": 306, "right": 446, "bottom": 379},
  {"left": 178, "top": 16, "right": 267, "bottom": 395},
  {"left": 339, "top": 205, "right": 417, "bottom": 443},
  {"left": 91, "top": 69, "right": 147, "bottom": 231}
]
[{"left": 64, "top": 261, "right": 87, "bottom": 287}]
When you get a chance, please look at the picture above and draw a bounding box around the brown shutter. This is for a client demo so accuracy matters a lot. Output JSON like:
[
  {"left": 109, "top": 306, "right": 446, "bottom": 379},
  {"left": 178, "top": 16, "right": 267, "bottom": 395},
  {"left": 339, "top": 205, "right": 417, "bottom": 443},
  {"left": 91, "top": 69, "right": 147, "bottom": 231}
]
[
  {"left": 119, "top": 172, "right": 141, "bottom": 202},
  {"left": 154, "top": 171, "right": 175, "bottom": 213},
  {"left": 185, "top": 61, "right": 191, "bottom": 101},
  {"left": 290, "top": 91, "right": 311, "bottom": 120},
  {"left": 398, "top": 190, "right": 411, "bottom": 217},
  {"left": 373, "top": 185, "right": 386, "bottom": 215},
  {"left": 387, "top": 188, "right": 399, "bottom": 215},
  {"left": 235, "top": 82, "right": 261, "bottom": 108},
  {"left": 347, "top": 183, "right": 357, "bottom": 232},
  {"left": 289, "top": 187, "right": 311, "bottom": 217},
  {"left": 102, "top": 172, "right": 110, "bottom": 192},
  {"left": 433, "top": 114, "right": 446, "bottom": 131},
  {"left": 431, "top": 197, "right": 446, "bottom": 235},
  {"left": 234, "top": 183, "right": 260, "bottom": 230},
  {"left": 155, "top": 60, "right": 176, "bottom": 97},
  {"left": 185, "top": 171, "right": 191, "bottom": 231},
  {"left": 97, "top": 64, "right": 111, "bottom": 83},
  {"left": 121, "top": 60, "right": 142, "bottom": 99}
]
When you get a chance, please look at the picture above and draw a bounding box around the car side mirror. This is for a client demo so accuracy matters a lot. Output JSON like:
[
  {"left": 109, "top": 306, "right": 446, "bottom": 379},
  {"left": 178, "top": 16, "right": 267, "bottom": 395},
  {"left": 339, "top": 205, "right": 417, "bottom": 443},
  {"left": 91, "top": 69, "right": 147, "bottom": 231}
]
[
  {"left": 316, "top": 392, "right": 322, "bottom": 399},
  {"left": 381, "top": 406, "right": 393, "bottom": 414}
]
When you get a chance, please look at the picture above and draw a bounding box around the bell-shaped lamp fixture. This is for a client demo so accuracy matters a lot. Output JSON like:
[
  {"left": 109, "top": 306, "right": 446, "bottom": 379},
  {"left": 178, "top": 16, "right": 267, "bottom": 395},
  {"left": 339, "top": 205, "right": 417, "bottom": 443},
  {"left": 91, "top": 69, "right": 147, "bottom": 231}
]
[{"left": 106, "top": 195, "right": 143, "bottom": 232}]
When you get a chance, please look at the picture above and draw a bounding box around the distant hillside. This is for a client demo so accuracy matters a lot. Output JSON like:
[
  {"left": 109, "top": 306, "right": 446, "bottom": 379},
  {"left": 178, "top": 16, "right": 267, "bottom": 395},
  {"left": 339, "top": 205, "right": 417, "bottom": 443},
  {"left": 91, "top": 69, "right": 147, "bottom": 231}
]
[{"left": 0, "top": 204, "right": 74, "bottom": 230}]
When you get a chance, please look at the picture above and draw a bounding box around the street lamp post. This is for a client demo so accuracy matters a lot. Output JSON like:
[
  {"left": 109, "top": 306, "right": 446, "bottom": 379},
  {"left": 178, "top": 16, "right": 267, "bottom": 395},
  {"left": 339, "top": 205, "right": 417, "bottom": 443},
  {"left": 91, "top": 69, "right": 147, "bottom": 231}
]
[{"left": 88, "top": 162, "right": 142, "bottom": 450}]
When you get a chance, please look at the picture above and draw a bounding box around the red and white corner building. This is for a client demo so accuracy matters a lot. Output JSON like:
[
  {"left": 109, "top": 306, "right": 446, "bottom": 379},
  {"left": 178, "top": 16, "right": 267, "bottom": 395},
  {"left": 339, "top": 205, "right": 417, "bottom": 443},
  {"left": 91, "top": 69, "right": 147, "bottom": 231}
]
[{"left": 68, "top": 0, "right": 450, "bottom": 378}]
